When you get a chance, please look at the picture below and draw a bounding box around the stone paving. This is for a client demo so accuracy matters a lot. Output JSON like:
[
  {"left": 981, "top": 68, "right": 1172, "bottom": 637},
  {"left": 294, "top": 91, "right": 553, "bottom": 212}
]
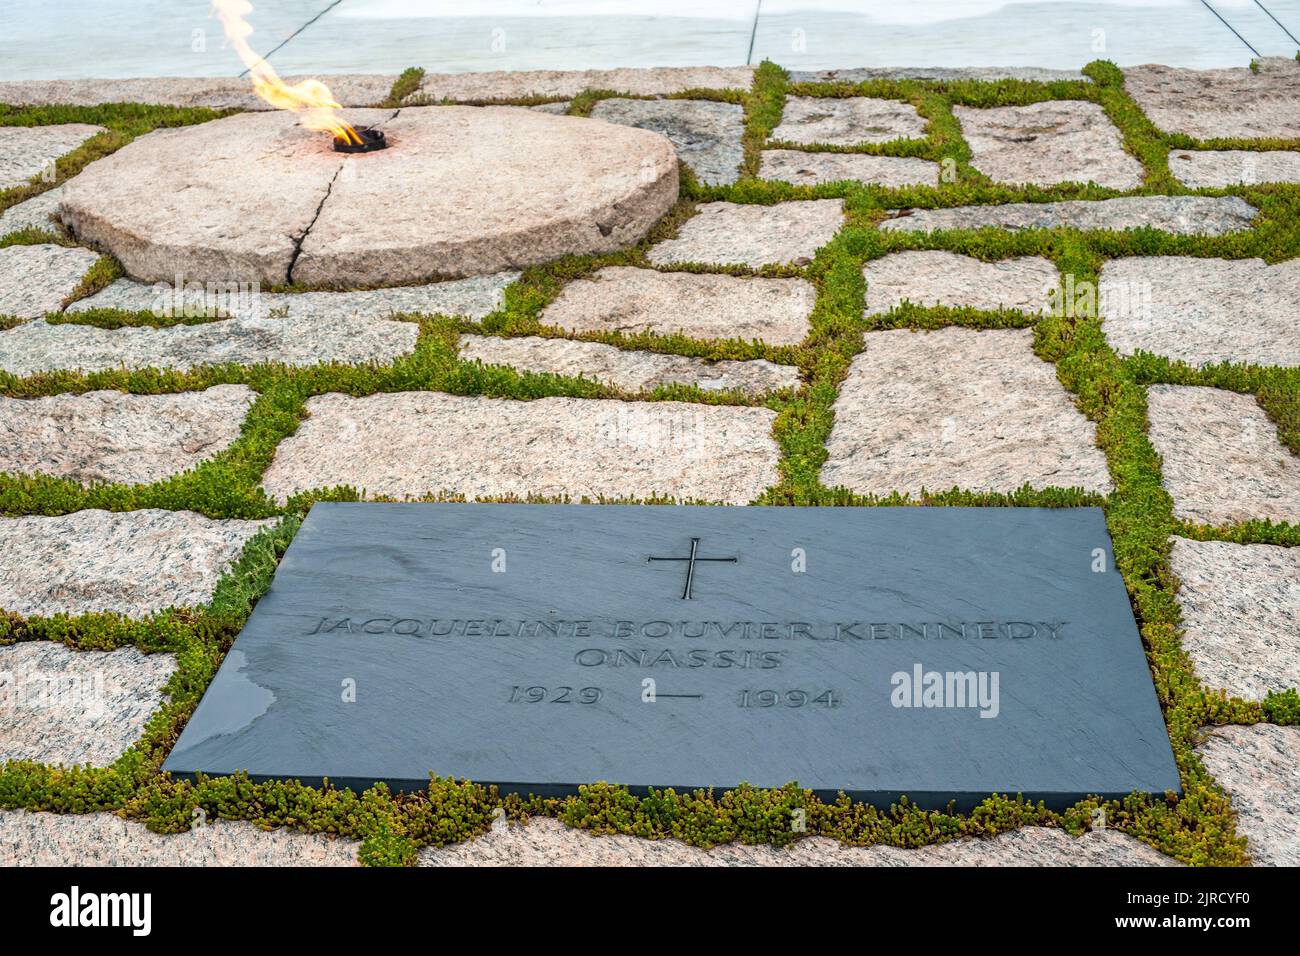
[
  {"left": 772, "top": 96, "right": 927, "bottom": 146},
  {"left": 1100, "top": 257, "right": 1299, "bottom": 368},
  {"left": 1124, "top": 59, "right": 1300, "bottom": 139},
  {"left": 1146, "top": 385, "right": 1300, "bottom": 526},
  {"left": 1171, "top": 538, "right": 1300, "bottom": 701},
  {"left": 880, "top": 196, "right": 1258, "bottom": 235},
  {"left": 69, "top": 273, "right": 518, "bottom": 323},
  {"left": 418, "top": 818, "right": 1175, "bottom": 867},
  {"left": 0, "top": 811, "right": 361, "bottom": 866},
  {"left": 590, "top": 98, "right": 745, "bottom": 187},
  {"left": 0, "top": 641, "right": 175, "bottom": 766},
  {"left": 0, "top": 244, "right": 98, "bottom": 319},
  {"left": 863, "top": 252, "right": 1057, "bottom": 316},
  {"left": 1196, "top": 725, "right": 1300, "bottom": 867},
  {"left": 0, "top": 123, "right": 104, "bottom": 189},
  {"left": 540, "top": 267, "right": 815, "bottom": 345},
  {"left": 458, "top": 335, "right": 799, "bottom": 396},
  {"left": 0, "top": 510, "right": 271, "bottom": 618},
  {"left": 759, "top": 150, "right": 939, "bottom": 187},
  {"left": 1, "top": 60, "right": 1296, "bottom": 868},
  {"left": 1169, "top": 150, "right": 1300, "bottom": 189},
  {"left": 953, "top": 101, "right": 1142, "bottom": 189},
  {"left": 0, "top": 314, "right": 419, "bottom": 376},
  {"left": 259, "top": 392, "right": 780, "bottom": 506},
  {"left": 822, "top": 328, "right": 1112, "bottom": 497},
  {"left": 0, "top": 385, "right": 255, "bottom": 486},
  {"left": 648, "top": 199, "right": 844, "bottom": 268},
  {"left": 0, "top": 184, "right": 63, "bottom": 236}
]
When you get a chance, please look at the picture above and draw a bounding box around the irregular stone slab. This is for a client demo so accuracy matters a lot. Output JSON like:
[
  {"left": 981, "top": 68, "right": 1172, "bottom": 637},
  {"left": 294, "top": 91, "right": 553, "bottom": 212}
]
[
  {"left": 879, "top": 196, "right": 1257, "bottom": 236},
  {"left": 0, "top": 315, "right": 418, "bottom": 377},
  {"left": 954, "top": 101, "right": 1142, "bottom": 189},
  {"left": 1125, "top": 59, "right": 1300, "bottom": 139},
  {"left": 0, "top": 510, "right": 272, "bottom": 618},
  {"left": 1197, "top": 724, "right": 1300, "bottom": 866},
  {"left": 69, "top": 272, "right": 518, "bottom": 322},
  {"left": 864, "top": 251, "right": 1057, "bottom": 315},
  {"left": 0, "top": 124, "right": 105, "bottom": 190},
  {"left": 1170, "top": 150, "right": 1300, "bottom": 188},
  {"left": 590, "top": 98, "right": 744, "bottom": 186},
  {"left": 528, "top": 102, "right": 571, "bottom": 115},
  {"left": 0, "top": 75, "right": 394, "bottom": 110},
  {"left": 541, "top": 266, "right": 814, "bottom": 345},
  {"left": 790, "top": 67, "right": 1089, "bottom": 84},
  {"left": 458, "top": 334, "right": 799, "bottom": 395},
  {"left": 414, "top": 66, "right": 755, "bottom": 102},
  {"left": 0, "top": 385, "right": 256, "bottom": 486},
  {"left": 61, "top": 107, "right": 678, "bottom": 287},
  {"left": 421, "top": 817, "right": 1171, "bottom": 866},
  {"left": 0, "top": 642, "right": 175, "bottom": 767},
  {"left": 1171, "top": 537, "right": 1300, "bottom": 701},
  {"left": 260, "top": 392, "right": 779, "bottom": 505},
  {"left": 0, "top": 243, "right": 98, "bottom": 320},
  {"left": 822, "top": 328, "right": 1111, "bottom": 496},
  {"left": 0, "top": 811, "right": 359, "bottom": 866},
  {"left": 0, "top": 185, "right": 63, "bottom": 237},
  {"left": 759, "top": 149, "right": 938, "bottom": 187},
  {"left": 1100, "top": 257, "right": 1300, "bottom": 368},
  {"left": 1146, "top": 385, "right": 1300, "bottom": 526},
  {"left": 772, "top": 96, "right": 927, "bottom": 146},
  {"left": 648, "top": 200, "right": 843, "bottom": 268}
]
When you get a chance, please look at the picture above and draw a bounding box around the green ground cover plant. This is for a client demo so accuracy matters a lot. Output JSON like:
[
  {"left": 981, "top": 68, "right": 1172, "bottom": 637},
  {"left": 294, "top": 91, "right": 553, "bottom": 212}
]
[{"left": 1, "top": 60, "right": 1295, "bottom": 865}]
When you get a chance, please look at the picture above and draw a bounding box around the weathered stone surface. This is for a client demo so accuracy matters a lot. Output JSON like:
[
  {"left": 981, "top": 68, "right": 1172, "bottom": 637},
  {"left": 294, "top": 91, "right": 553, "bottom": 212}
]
[
  {"left": 414, "top": 66, "right": 755, "bottom": 102},
  {"left": 0, "top": 385, "right": 256, "bottom": 486},
  {"left": 790, "top": 67, "right": 1089, "bottom": 84},
  {"left": 880, "top": 196, "right": 1257, "bottom": 236},
  {"left": 1125, "top": 59, "right": 1300, "bottom": 139},
  {"left": 541, "top": 267, "right": 814, "bottom": 345},
  {"left": 0, "top": 185, "right": 63, "bottom": 237},
  {"left": 0, "top": 75, "right": 394, "bottom": 110},
  {"left": 822, "top": 328, "right": 1111, "bottom": 496},
  {"left": 1170, "top": 150, "right": 1300, "bottom": 188},
  {"left": 70, "top": 272, "right": 518, "bottom": 322},
  {"left": 1171, "top": 537, "right": 1300, "bottom": 701},
  {"left": 0, "top": 124, "right": 104, "bottom": 190},
  {"left": 260, "top": 392, "right": 779, "bottom": 505},
  {"left": 0, "top": 642, "right": 175, "bottom": 767},
  {"left": 1146, "top": 385, "right": 1300, "bottom": 527},
  {"left": 458, "top": 334, "right": 799, "bottom": 395},
  {"left": 1100, "top": 257, "right": 1300, "bottom": 368},
  {"left": 0, "top": 243, "right": 98, "bottom": 320},
  {"left": 772, "top": 96, "right": 926, "bottom": 146},
  {"left": 648, "top": 200, "right": 843, "bottom": 268},
  {"left": 864, "top": 251, "right": 1057, "bottom": 315},
  {"left": 954, "top": 101, "right": 1142, "bottom": 189},
  {"left": 759, "top": 150, "right": 938, "bottom": 187},
  {"left": 0, "top": 811, "right": 359, "bottom": 866},
  {"left": 420, "top": 817, "right": 1172, "bottom": 866},
  {"left": 591, "top": 98, "right": 744, "bottom": 186},
  {"left": 60, "top": 107, "right": 678, "bottom": 287},
  {"left": 1197, "top": 724, "right": 1300, "bottom": 866},
  {"left": 0, "top": 510, "right": 272, "bottom": 618},
  {"left": 528, "top": 102, "right": 571, "bottom": 115},
  {"left": 0, "top": 315, "right": 418, "bottom": 377}
]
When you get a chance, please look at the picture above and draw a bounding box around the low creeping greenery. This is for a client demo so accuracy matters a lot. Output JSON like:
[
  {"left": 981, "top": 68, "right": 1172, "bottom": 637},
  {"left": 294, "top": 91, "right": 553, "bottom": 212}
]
[{"left": 1, "top": 58, "right": 1296, "bottom": 865}]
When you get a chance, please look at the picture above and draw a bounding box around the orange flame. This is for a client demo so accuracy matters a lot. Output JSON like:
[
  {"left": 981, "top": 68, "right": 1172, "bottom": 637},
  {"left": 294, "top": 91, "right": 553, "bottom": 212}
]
[{"left": 211, "top": 0, "right": 360, "bottom": 144}]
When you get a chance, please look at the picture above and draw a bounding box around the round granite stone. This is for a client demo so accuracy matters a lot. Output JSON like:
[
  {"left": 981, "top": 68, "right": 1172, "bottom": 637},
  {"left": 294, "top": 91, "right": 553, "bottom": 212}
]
[{"left": 59, "top": 106, "right": 678, "bottom": 287}]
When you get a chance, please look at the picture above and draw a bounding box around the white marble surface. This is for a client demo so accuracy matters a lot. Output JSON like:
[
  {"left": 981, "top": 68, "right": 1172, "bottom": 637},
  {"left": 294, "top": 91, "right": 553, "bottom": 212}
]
[{"left": 1, "top": 1, "right": 1291, "bottom": 80}]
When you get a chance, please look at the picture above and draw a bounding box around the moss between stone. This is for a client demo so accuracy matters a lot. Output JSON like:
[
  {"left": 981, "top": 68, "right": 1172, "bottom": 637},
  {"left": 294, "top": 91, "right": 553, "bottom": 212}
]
[{"left": 2, "top": 60, "right": 1297, "bottom": 865}]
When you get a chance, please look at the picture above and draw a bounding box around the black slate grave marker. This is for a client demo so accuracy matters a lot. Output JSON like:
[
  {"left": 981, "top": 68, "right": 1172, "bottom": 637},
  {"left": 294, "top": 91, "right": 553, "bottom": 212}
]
[{"left": 165, "top": 503, "right": 1180, "bottom": 809}]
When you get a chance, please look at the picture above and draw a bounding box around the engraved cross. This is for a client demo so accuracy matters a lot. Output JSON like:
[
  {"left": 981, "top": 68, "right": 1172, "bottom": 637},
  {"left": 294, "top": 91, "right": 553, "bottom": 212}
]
[{"left": 647, "top": 537, "right": 737, "bottom": 600}]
